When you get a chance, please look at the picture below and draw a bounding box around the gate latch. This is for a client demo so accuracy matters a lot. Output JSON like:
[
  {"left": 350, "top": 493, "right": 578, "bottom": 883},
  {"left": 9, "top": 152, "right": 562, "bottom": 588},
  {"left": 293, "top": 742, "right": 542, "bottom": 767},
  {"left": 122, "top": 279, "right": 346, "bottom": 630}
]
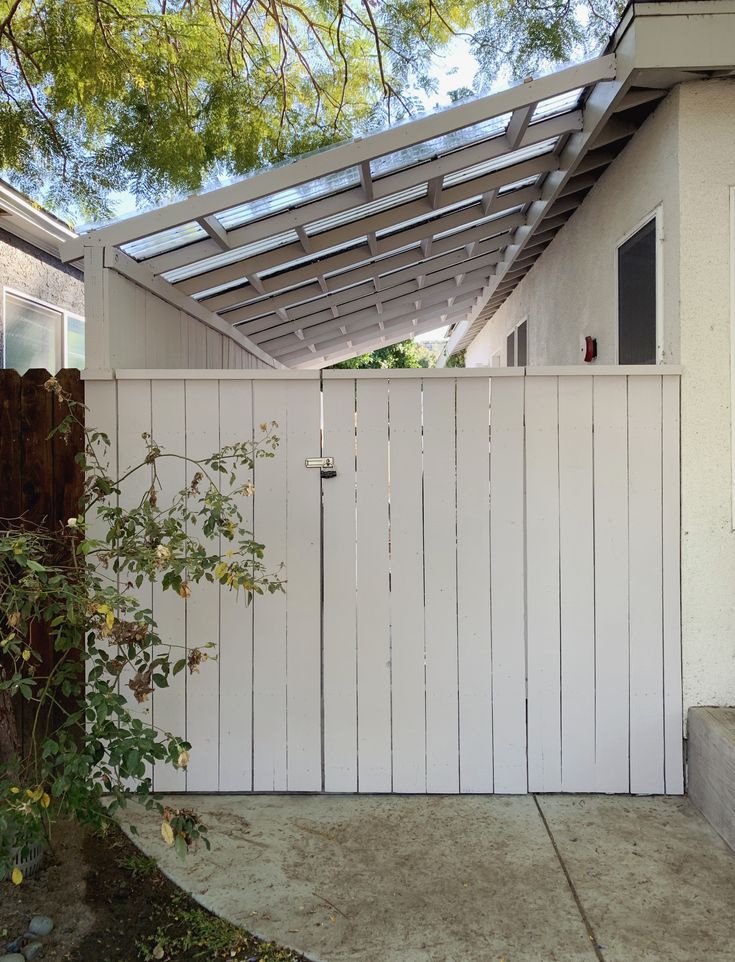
[{"left": 305, "top": 456, "right": 337, "bottom": 479}]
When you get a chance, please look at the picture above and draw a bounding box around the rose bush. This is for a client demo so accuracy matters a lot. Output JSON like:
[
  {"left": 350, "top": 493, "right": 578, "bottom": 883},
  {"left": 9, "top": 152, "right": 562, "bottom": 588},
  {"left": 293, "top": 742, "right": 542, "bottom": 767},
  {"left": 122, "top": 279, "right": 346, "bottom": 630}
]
[{"left": 0, "top": 377, "right": 283, "bottom": 880}]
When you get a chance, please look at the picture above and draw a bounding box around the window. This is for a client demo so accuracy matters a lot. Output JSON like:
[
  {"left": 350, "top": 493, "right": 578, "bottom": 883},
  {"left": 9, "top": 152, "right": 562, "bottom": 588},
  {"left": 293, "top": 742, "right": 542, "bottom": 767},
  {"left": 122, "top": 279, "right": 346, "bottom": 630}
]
[
  {"left": 506, "top": 318, "right": 528, "bottom": 366},
  {"left": 617, "top": 217, "right": 658, "bottom": 364},
  {"left": 2, "top": 291, "right": 85, "bottom": 374}
]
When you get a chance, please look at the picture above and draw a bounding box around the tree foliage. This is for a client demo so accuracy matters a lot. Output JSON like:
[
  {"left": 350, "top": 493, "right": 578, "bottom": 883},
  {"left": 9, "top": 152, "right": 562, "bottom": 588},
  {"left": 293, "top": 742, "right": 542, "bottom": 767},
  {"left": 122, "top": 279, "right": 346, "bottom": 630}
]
[
  {"left": 472, "top": 0, "right": 623, "bottom": 82},
  {"left": 0, "top": 0, "right": 624, "bottom": 220},
  {"left": 330, "top": 338, "right": 436, "bottom": 369},
  {"left": 0, "top": 0, "right": 470, "bottom": 218}
]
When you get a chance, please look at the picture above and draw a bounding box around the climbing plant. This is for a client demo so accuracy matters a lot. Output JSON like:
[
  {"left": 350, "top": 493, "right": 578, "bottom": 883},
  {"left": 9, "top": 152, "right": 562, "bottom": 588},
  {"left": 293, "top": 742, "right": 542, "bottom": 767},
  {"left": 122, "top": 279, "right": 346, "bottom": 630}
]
[{"left": 0, "top": 375, "right": 283, "bottom": 882}]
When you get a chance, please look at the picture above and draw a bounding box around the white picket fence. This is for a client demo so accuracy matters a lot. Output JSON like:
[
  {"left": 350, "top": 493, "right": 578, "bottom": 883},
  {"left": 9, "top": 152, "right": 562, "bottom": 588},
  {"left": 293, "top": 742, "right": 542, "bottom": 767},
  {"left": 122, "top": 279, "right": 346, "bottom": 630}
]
[{"left": 85, "top": 366, "right": 683, "bottom": 795}]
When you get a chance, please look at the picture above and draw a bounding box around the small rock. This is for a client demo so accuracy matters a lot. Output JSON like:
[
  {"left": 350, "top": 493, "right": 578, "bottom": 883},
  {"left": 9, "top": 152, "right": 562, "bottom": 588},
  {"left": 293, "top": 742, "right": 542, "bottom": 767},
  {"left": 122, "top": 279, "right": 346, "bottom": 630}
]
[
  {"left": 21, "top": 944, "right": 43, "bottom": 962},
  {"left": 0, "top": 954, "right": 27, "bottom": 962},
  {"left": 27, "top": 920, "right": 52, "bottom": 938},
  {"left": 5, "top": 938, "right": 29, "bottom": 954}
]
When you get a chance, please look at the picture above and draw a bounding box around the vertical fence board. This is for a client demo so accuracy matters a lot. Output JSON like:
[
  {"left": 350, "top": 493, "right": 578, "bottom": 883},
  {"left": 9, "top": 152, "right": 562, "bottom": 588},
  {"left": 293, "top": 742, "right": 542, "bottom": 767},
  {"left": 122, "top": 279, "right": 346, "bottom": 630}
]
[
  {"left": 662, "top": 376, "right": 684, "bottom": 794},
  {"left": 150, "top": 379, "right": 188, "bottom": 792},
  {"left": 218, "top": 379, "right": 255, "bottom": 791},
  {"left": 252, "top": 380, "right": 288, "bottom": 790},
  {"left": 183, "top": 379, "right": 221, "bottom": 790},
  {"left": 389, "top": 378, "right": 427, "bottom": 792},
  {"left": 322, "top": 379, "right": 358, "bottom": 791},
  {"left": 489, "top": 376, "right": 527, "bottom": 793},
  {"left": 456, "top": 378, "right": 493, "bottom": 793},
  {"left": 525, "top": 376, "right": 562, "bottom": 792},
  {"left": 422, "top": 378, "right": 460, "bottom": 793},
  {"left": 52, "top": 369, "right": 85, "bottom": 526},
  {"left": 116, "top": 379, "right": 154, "bottom": 784},
  {"left": 0, "top": 371, "right": 22, "bottom": 520},
  {"left": 593, "top": 376, "right": 630, "bottom": 793},
  {"left": 285, "top": 380, "right": 322, "bottom": 791},
  {"left": 355, "top": 379, "right": 392, "bottom": 791},
  {"left": 628, "top": 376, "right": 665, "bottom": 793},
  {"left": 558, "top": 376, "right": 596, "bottom": 791}
]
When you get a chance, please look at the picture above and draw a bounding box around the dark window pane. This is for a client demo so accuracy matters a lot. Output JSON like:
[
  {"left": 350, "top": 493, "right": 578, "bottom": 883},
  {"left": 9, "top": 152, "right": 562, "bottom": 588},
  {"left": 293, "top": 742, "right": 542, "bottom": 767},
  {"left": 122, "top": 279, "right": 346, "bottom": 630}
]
[
  {"left": 517, "top": 321, "right": 527, "bottom": 366},
  {"left": 618, "top": 218, "right": 656, "bottom": 364},
  {"left": 506, "top": 331, "right": 515, "bottom": 366}
]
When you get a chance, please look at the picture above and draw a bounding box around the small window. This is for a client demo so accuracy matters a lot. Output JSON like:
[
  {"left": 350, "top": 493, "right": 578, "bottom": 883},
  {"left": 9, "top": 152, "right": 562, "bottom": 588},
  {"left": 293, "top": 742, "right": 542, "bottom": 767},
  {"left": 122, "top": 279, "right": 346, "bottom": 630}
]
[
  {"left": 618, "top": 218, "right": 657, "bottom": 364},
  {"left": 2, "top": 292, "right": 85, "bottom": 373},
  {"left": 516, "top": 320, "right": 527, "bottom": 366},
  {"left": 3, "top": 292, "right": 62, "bottom": 374},
  {"left": 505, "top": 318, "right": 528, "bottom": 367}
]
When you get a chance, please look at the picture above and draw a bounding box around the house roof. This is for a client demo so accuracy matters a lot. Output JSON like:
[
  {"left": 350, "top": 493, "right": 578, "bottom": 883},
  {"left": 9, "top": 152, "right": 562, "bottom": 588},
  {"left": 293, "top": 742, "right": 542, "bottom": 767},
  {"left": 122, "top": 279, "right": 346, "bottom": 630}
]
[
  {"left": 61, "top": 0, "right": 735, "bottom": 368},
  {"left": 0, "top": 179, "right": 78, "bottom": 260}
]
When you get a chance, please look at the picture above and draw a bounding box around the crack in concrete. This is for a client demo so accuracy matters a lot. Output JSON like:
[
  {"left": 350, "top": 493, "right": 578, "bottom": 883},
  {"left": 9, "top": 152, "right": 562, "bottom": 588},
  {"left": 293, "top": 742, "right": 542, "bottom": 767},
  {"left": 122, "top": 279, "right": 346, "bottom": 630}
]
[{"left": 533, "top": 794, "right": 607, "bottom": 962}]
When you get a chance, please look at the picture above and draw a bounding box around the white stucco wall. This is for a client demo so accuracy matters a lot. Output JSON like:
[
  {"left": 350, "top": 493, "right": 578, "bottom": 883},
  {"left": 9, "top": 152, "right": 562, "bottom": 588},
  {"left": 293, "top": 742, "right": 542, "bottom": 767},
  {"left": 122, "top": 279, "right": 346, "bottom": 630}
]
[
  {"left": 465, "top": 87, "right": 682, "bottom": 368},
  {"left": 677, "top": 80, "right": 735, "bottom": 713},
  {"left": 465, "top": 78, "right": 735, "bottom": 717}
]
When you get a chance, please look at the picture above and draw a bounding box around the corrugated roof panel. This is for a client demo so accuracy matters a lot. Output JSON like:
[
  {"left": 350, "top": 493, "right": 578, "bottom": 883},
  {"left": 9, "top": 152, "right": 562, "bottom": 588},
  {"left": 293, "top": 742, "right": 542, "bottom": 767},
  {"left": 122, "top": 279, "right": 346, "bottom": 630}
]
[
  {"left": 304, "top": 184, "right": 427, "bottom": 236},
  {"left": 122, "top": 222, "right": 207, "bottom": 260},
  {"left": 161, "top": 229, "right": 300, "bottom": 283},
  {"left": 443, "top": 138, "right": 558, "bottom": 188},
  {"left": 531, "top": 88, "right": 583, "bottom": 122},
  {"left": 376, "top": 196, "right": 483, "bottom": 240},
  {"left": 369, "top": 113, "right": 511, "bottom": 179},
  {"left": 216, "top": 167, "right": 361, "bottom": 229}
]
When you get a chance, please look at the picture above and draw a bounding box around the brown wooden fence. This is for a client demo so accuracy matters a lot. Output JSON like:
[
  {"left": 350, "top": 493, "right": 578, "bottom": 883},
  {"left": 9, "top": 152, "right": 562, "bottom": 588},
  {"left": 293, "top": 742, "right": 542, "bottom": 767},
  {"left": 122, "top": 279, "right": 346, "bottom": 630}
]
[{"left": 0, "top": 368, "right": 85, "bottom": 754}]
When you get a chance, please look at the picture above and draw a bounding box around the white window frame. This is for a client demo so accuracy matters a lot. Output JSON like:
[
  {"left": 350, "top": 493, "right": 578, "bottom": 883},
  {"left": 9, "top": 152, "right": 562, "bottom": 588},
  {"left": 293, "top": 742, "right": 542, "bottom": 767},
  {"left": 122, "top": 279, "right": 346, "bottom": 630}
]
[
  {"left": 63, "top": 312, "right": 85, "bottom": 367},
  {"left": 505, "top": 316, "right": 528, "bottom": 367},
  {"left": 2, "top": 287, "right": 85, "bottom": 371},
  {"left": 614, "top": 205, "right": 664, "bottom": 365}
]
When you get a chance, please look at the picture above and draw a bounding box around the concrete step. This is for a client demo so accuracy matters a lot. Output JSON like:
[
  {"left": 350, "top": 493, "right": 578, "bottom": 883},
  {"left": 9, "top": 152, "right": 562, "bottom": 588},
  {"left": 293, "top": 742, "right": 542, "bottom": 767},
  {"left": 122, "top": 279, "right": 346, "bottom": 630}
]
[{"left": 688, "top": 706, "right": 735, "bottom": 851}]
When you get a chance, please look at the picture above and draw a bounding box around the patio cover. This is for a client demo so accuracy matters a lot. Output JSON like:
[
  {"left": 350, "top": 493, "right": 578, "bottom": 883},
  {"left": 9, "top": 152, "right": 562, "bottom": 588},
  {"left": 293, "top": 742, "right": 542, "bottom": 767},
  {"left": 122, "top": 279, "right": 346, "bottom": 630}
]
[{"left": 64, "top": 0, "right": 726, "bottom": 370}]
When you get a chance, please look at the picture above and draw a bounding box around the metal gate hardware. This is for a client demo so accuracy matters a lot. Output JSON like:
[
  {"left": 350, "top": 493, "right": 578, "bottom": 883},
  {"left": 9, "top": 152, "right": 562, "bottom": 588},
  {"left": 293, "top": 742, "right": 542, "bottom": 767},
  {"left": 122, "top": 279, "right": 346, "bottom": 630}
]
[{"left": 305, "top": 457, "right": 335, "bottom": 469}]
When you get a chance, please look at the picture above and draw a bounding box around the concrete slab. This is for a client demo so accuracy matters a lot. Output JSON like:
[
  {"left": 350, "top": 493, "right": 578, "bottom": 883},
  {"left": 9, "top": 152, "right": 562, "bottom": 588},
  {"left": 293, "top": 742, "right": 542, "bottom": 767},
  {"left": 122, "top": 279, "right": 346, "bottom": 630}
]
[
  {"left": 124, "top": 794, "right": 735, "bottom": 962},
  {"left": 538, "top": 795, "right": 735, "bottom": 962},
  {"left": 125, "top": 795, "right": 597, "bottom": 962}
]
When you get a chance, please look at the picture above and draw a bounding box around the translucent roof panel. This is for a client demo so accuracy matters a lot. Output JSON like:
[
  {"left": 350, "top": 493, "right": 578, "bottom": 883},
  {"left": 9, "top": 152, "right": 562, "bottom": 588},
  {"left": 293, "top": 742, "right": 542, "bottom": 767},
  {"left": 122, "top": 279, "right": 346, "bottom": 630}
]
[
  {"left": 531, "top": 88, "right": 583, "bottom": 122},
  {"left": 304, "top": 185, "right": 427, "bottom": 236},
  {"left": 162, "top": 229, "right": 300, "bottom": 284},
  {"left": 369, "top": 113, "right": 512, "bottom": 179},
  {"left": 433, "top": 206, "right": 524, "bottom": 242},
  {"left": 215, "top": 167, "right": 361, "bottom": 230},
  {"left": 376, "top": 196, "right": 482, "bottom": 240},
  {"left": 258, "top": 237, "right": 369, "bottom": 280},
  {"left": 498, "top": 174, "right": 541, "bottom": 193},
  {"left": 122, "top": 222, "right": 207, "bottom": 260},
  {"left": 443, "top": 138, "right": 558, "bottom": 188}
]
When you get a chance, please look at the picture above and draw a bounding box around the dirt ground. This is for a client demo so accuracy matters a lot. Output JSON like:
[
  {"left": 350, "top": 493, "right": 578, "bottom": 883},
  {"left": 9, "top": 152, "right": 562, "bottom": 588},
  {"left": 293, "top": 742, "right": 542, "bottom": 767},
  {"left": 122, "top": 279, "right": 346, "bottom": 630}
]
[{"left": 1, "top": 821, "right": 306, "bottom": 962}]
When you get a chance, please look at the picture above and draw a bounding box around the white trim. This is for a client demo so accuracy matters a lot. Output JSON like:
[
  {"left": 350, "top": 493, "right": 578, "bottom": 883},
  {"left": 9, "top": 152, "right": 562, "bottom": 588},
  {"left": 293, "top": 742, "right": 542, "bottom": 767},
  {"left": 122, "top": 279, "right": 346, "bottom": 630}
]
[
  {"left": 730, "top": 186, "right": 735, "bottom": 529},
  {"left": 79, "top": 363, "right": 683, "bottom": 382},
  {"left": 0, "top": 181, "right": 77, "bottom": 259},
  {"left": 613, "top": 204, "right": 664, "bottom": 364}
]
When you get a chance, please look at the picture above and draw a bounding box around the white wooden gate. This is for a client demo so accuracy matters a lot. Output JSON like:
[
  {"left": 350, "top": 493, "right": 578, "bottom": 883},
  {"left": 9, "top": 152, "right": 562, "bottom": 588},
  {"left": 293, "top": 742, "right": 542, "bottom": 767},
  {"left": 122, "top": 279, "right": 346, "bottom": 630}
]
[{"left": 86, "top": 366, "right": 683, "bottom": 795}]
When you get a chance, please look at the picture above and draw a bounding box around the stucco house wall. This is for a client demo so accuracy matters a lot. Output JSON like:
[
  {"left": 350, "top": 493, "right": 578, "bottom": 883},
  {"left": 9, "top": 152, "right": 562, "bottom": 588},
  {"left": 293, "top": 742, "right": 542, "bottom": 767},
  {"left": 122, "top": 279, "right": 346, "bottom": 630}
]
[
  {"left": 465, "top": 85, "right": 682, "bottom": 367},
  {"left": 465, "top": 78, "right": 735, "bottom": 718},
  {"left": 0, "top": 226, "right": 84, "bottom": 369}
]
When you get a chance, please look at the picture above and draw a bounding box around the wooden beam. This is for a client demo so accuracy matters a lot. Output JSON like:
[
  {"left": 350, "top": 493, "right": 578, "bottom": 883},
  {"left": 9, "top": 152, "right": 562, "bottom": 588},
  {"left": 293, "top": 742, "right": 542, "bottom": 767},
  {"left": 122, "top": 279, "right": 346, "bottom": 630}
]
[
  {"left": 67, "top": 56, "right": 612, "bottom": 254},
  {"left": 144, "top": 112, "right": 579, "bottom": 278}
]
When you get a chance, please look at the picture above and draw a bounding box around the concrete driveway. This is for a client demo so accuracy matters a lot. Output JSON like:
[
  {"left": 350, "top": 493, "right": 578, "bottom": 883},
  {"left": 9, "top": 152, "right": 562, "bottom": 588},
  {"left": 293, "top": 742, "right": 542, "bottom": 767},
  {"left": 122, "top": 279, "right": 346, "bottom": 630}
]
[{"left": 125, "top": 795, "right": 735, "bottom": 962}]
